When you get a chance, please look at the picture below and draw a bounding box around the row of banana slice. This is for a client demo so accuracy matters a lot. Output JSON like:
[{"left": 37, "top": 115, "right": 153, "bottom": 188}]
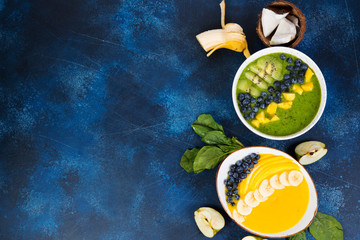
[{"left": 232, "top": 170, "right": 304, "bottom": 224}]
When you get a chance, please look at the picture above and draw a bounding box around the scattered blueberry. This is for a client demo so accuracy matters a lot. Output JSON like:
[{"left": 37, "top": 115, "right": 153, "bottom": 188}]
[
  {"left": 255, "top": 155, "right": 260, "bottom": 160},
  {"left": 286, "top": 65, "right": 293, "bottom": 71},
  {"left": 231, "top": 202, "right": 235, "bottom": 206},
  {"left": 227, "top": 197, "right": 233, "bottom": 203},
  {"left": 280, "top": 54, "right": 286, "bottom": 60},
  {"left": 268, "top": 86, "right": 275, "bottom": 92},
  {"left": 284, "top": 80, "right": 291, "bottom": 87},
  {"left": 301, "top": 64, "right": 308, "bottom": 70},
  {"left": 242, "top": 98, "right": 250, "bottom": 105},
  {"left": 232, "top": 183, "right": 238, "bottom": 188},
  {"left": 295, "top": 59, "right": 302, "bottom": 66},
  {"left": 298, "top": 77, "right": 304, "bottom": 84},
  {"left": 229, "top": 177, "right": 235, "bottom": 183},
  {"left": 236, "top": 160, "right": 242, "bottom": 166},
  {"left": 228, "top": 171, "right": 233, "bottom": 176},
  {"left": 268, "top": 94, "right": 274, "bottom": 100},
  {"left": 246, "top": 169, "right": 251, "bottom": 174},
  {"left": 255, "top": 102, "right": 260, "bottom": 107},
  {"left": 261, "top": 91, "right": 267, "bottom": 97},
  {"left": 240, "top": 173, "right": 247, "bottom": 179},
  {"left": 284, "top": 74, "right": 290, "bottom": 80},
  {"left": 245, "top": 93, "right": 251, "bottom": 99},
  {"left": 250, "top": 153, "right": 257, "bottom": 158},
  {"left": 238, "top": 93, "right": 245, "bottom": 101},
  {"left": 280, "top": 84, "right": 287, "bottom": 91},
  {"left": 244, "top": 114, "right": 250, "bottom": 120},
  {"left": 234, "top": 194, "right": 240, "bottom": 200},
  {"left": 290, "top": 70, "right": 297, "bottom": 77},
  {"left": 236, "top": 167, "right": 243, "bottom": 172},
  {"left": 226, "top": 191, "right": 232, "bottom": 196},
  {"left": 247, "top": 106, "right": 251, "bottom": 112},
  {"left": 275, "top": 90, "right": 281, "bottom": 97},
  {"left": 251, "top": 97, "right": 256, "bottom": 103},
  {"left": 291, "top": 78, "right": 297, "bottom": 84},
  {"left": 252, "top": 159, "right": 258, "bottom": 164},
  {"left": 294, "top": 66, "right": 300, "bottom": 71},
  {"left": 274, "top": 96, "right": 281, "bottom": 103},
  {"left": 226, "top": 184, "right": 232, "bottom": 190},
  {"left": 252, "top": 106, "right": 259, "bottom": 113},
  {"left": 240, "top": 106, "right": 247, "bottom": 113},
  {"left": 249, "top": 163, "right": 254, "bottom": 169},
  {"left": 230, "top": 165, "right": 236, "bottom": 171},
  {"left": 287, "top": 57, "right": 293, "bottom": 63},
  {"left": 260, "top": 103, "right": 266, "bottom": 109},
  {"left": 274, "top": 81, "right": 281, "bottom": 87},
  {"left": 235, "top": 179, "right": 240, "bottom": 183},
  {"left": 245, "top": 155, "right": 251, "bottom": 161},
  {"left": 242, "top": 162, "right": 249, "bottom": 168},
  {"left": 298, "top": 70, "right": 305, "bottom": 77},
  {"left": 257, "top": 97, "right": 263, "bottom": 102},
  {"left": 249, "top": 112, "right": 256, "bottom": 119},
  {"left": 233, "top": 172, "right": 239, "bottom": 178},
  {"left": 265, "top": 99, "right": 271, "bottom": 105},
  {"left": 233, "top": 189, "right": 238, "bottom": 194}
]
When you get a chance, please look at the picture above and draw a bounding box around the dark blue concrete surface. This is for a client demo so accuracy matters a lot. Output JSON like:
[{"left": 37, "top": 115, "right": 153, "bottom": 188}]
[{"left": 0, "top": 0, "right": 359, "bottom": 239}]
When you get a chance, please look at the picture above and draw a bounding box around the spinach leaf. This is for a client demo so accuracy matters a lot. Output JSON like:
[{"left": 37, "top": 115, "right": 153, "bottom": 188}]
[
  {"left": 201, "top": 130, "right": 232, "bottom": 145},
  {"left": 191, "top": 114, "right": 224, "bottom": 137},
  {"left": 217, "top": 144, "right": 241, "bottom": 153},
  {"left": 231, "top": 137, "right": 244, "bottom": 148},
  {"left": 289, "top": 230, "right": 306, "bottom": 240},
  {"left": 180, "top": 148, "right": 200, "bottom": 173},
  {"left": 193, "top": 146, "right": 226, "bottom": 173},
  {"left": 309, "top": 212, "right": 343, "bottom": 240}
]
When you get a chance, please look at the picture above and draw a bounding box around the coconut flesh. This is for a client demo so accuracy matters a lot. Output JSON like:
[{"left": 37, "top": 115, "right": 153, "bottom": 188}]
[{"left": 261, "top": 8, "right": 299, "bottom": 45}]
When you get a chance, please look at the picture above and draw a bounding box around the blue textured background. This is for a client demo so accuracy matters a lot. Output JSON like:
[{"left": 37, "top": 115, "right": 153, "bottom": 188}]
[{"left": 0, "top": 0, "right": 359, "bottom": 239}]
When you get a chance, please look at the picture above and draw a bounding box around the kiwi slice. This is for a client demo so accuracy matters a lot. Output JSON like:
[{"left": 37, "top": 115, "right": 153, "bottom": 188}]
[
  {"left": 245, "top": 71, "right": 268, "bottom": 90},
  {"left": 249, "top": 65, "right": 275, "bottom": 84},
  {"left": 237, "top": 79, "right": 261, "bottom": 97},
  {"left": 256, "top": 56, "right": 283, "bottom": 80}
]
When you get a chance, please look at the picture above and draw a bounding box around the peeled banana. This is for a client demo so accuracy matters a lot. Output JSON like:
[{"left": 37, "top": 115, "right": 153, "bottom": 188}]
[{"left": 196, "top": 0, "right": 250, "bottom": 58}]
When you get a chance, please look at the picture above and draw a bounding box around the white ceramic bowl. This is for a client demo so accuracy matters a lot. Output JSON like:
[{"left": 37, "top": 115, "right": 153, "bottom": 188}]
[
  {"left": 216, "top": 146, "right": 318, "bottom": 238},
  {"left": 232, "top": 47, "right": 327, "bottom": 140}
]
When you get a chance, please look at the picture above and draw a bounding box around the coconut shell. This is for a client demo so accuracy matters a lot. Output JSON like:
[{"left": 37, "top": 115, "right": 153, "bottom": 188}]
[{"left": 257, "top": 0, "right": 306, "bottom": 48}]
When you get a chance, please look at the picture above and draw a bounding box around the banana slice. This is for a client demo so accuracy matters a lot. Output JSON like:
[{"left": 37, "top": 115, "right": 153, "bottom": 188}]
[
  {"left": 242, "top": 236, "right": 267, "bottom": 240},
  {"left": 244, "top": 191, "right": 260, "bottom": 207},
  {"left": 279, "top": 172, "right": 291, "bottom": 186},
  {"left": 259, "top": 179, "right": 274, "bottom": 197},
  {"left": 194, "top": 207, "right": 225, "bottom": 238},
  {"left": 232, "top": 209, "right": 245, "bottom": 224},
  {"left": 295, "top": 141, "right": 327, "bottom": 165},
  {"left": 288, "top": 170, "right": 304, "bottom": 186},
  {"left": 270, "top": 174, "right": 285, "bottom": 189},
  {"left": 237, "top": 199, "right": 252, "bottom": 216},
  {"left": 254, "top": 189, "right": 268, "bottom": 202}
]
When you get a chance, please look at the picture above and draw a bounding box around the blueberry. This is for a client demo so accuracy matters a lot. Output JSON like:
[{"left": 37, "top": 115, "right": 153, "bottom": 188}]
[
  {"left": 231, "top": 202, "right": 235, "bottom": 206},
  {"left": 244, "top": 114, "right": 250, "bottom": 120},
  {"left": 257, "top": 97, "right": 263, "bottom": 102},
  {"left": 245, "top": 93, "right": 251, "bottom": 99},
  {"left": 274, "top": 81, "right": 281, "bottom": 87},
  {"left": 301, "top": 63, "right": 308, "bottom": 70},
  {"left": 240, "top": 173, "right": 247, "bottom": 179},
  {"left": 268, "top": 86, "right": 275, "bottom": 92},
  {"left": 232, "top": 183, "right": 238, "bottom": 189},
  {"left": 290, "top": 70, "right": 297, "bottom": 77},
  {"left": 234, "top": 194, "right": 240, "bottom": 200},
  {"left": 226, "top": 191, "right": 232, "bottom": 196},
  {"left": 242, "top": 98, "right": 250, "bottom": 105},
  {"left": 261, "top": 91, "right": 267, "bottom": 97},
  {"left": 228, "top": 171, "right": 233, "bottom": 176},
  {"left": 268, "top": 94, "right": 274, "bottom": 100},
  {"left": 249, "top": 163, "right": 254, "bottom": 169},
  {"left": 275, "top": 90, "right": 281, "bottom": 97},
  {"left": 247, "top": 106, "right": 251, "bottom": 112},
  {"left": 284, "top": 80, "right": 291, "bottom": 87},
  {"left": 238, "top": 93, "right": 245, "bottom": 101},
  {"left": 233, "top": 172, "right": 239, "bottom": 178},
  {"left": 260, "top": 103, "right": 266, "bottom": 109},
  {"left": 229, "top": 177, "right": 235, "bottom": 183},
  {"left": 280, "top": 84, "right": 287, "bottom": 91},
  {"left": 235, "top": 178, "right": 240, "bottom": 183},
  {"left": 242, "top": 162, "right": 249, "bottom": 168},
  {"left": 291, "top": 78, "right": 297, "bottom": 84},
  {"left": 224, "top": 179, "right": 228, "bottom": 185},
  {"left": 245, "top": 155, "right": 251, "bottom": 161},
  {"left": 226, "top": 184, "right": 232, "bottom": 190},
  {"left": 294, "top": 66, "right": 300, "bottom": 71},
  {"left": 240, "top": 106, "right": 247, "bottom": 113},
  {"left": 236, "top": 167, "right": 243, "bottom": 172},
  {"left": 265, "top": 99, "right": 271, "bottom": 105},
  {"left": 230, "top": 165, "right": 236, "bottom": 171},
  {"left": 295, "top": 59, "right": 302, "bottom": 66},
  {"left": 233, "top": 189, "right": 238, "bottom": 194},
  {"left": 255, "top": 102, "right": 260, "bottom": 107},
  {"left": 274, "top": 96, "right": 281, "bottom": 103},
  {"left": 298, "top": 77, "right": 304, "bottom": 84},
  {"left": 246, "top": 169, "right": 251, "bottom": 174},
  {"left": 286, "top": 65, "right": 293, "bottom": 71},
  {"left": 227, "top": 197, "right": 233, "bottom": 203},
  {"left": 251, "top": 97, "right": 256, "bottom": 103},
  {"left": 287, "top": 57, "right": 293, "bottom": 63},
  {"left": 284, "top": 74, "right": 290, "bottom": 80},
  {"left": 255, "top": 154, "right": 260, "bottom": 160},
  {"left": 236, "top": 160, "right": 242, "bottom": 166},
  {"left": 252, "top": 106, "right": 259, "bottom": 113},
  {"left": 250, "top": 153, "right": 257, "bottom": 158},
  {"left": 280, "top": 54, "right": 286, "bottom": 60},
  {"left": 252, "top": 159, "right": 258, "bottom": 164},
  {"left": 298, "top": 70, "right": 305, "bottom": 77}
]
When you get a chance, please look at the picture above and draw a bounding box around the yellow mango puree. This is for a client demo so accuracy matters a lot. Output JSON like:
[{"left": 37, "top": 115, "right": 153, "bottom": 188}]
[{"left": 227, "top": 154, "right": 310, "bottom": 233}]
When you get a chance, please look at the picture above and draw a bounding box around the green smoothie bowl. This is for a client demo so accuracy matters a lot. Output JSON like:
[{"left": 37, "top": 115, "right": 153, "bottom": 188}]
[{"left": 232, "top": 47, "right": 326, "bottom": 140}]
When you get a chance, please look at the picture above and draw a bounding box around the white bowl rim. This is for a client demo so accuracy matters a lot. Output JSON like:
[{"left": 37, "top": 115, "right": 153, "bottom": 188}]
[
  {"left": 232, "top": 47, "right": 327, "bottom": 140},
  {"left": 216, "top": 146, "right": 318, "bottom": 238}
]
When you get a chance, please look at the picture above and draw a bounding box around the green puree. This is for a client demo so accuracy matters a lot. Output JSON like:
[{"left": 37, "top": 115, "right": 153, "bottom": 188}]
[{"left": 236, "top": 52, "right": 321, "bottom": 136}]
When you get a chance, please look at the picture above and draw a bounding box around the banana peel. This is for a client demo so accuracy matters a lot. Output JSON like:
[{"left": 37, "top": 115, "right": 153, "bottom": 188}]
[{"left": 196, "top": 0, "right": 250, "bottom": 58}]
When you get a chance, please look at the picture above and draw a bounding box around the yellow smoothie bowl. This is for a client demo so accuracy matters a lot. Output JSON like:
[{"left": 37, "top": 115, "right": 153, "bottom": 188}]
[{"left": 216, "top": 146, "right": 318, "bottom": 238}]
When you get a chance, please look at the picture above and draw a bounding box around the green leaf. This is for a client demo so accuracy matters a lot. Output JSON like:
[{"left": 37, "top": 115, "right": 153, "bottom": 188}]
[
  {"left": 201, "top": 130, "right": 233, "bottom": 145},
  {"left": 180, "top": 148, "right": 200, "bottom": 173},
  {"left": 309, "top": 212, "right": 343, "bottom": 240},
  {"left": 191, "top": 114, "right": 224, "bottom": 138},
  {"left": 289, "top": 230, "right": 306, "bottom": 240},
  {"left": 231, "top": 137, "right": 244, "bottom": 148},
  {"left": 193, "top": 146, "right": 226, "bottom": 173},
  {"left": 217, "top": 144, "right": 241, "bottom": 153}
]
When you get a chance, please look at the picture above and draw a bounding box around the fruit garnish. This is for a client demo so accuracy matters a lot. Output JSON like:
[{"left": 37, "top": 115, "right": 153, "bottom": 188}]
[
  {"left": 194, "top": 207, "right": 225, "bottom": 238},
  {"left": 288, "top": 170, "right": 304, "bottom": 186},
  {"left": 237, "top": 199, "right": 252, "bottom": 215},
  {"left": 270, "top": 18, "right": 297, "bottom": 45},
  {"left": 305, "top": 68, "right": 314, "bottom": 82},
  {"left": 261, "top": 8, "right": 289, "bottom": 37},
  {"left": 266, "top": 102, "right": 277, "bottom": 115},
  {"left": 196, "top": 0, "right": 250, "bottom": 58},
  {"left": 244, "top": 191, "right": 260, "bottom": 207},
  {"left": 251, "top": 120, "right": 260, "bottom": 128},
  {"left": 242, "top": 236, "right": 267, "bottom": 240},
  {"left": 277, "top": 101, "right": 293, "bottom": 109},
  {"left": 283, "top": 92, "right": 295, "bottom": 101},
  {"left": 295, "top": 141, "right": 328, "bottom": 165},
  {"left": 279, "top": 172, "right": 291, "bottom": 186},
  {"left": 269, "top": 174, "right": 285, "bottom": 189},
  {"left": 301, "top": 82, "right": 314, "bottom": 91},
  {"left": 232, "top": 209, "right": 245, "bottom": 224},
  {"left": 259, "top": 179, "right": 275, "bottom": 197},
  {"left": 270, "top": 115, "right": 280, "bottom": 122},
  {"left": 253, "top": 189, "right": 268, "bottom": 202},
  {"left": 292, "top": 83, "right": 303, "bottom": 95}
]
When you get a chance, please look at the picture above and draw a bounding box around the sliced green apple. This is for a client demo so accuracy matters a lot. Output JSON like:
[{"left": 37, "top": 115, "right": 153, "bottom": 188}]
[
  {"left": 295, "top": 141, "right": 328, "bottom": 165},
  {"left": 194, "top": 207, "right": 225, "bottom": 238}
]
